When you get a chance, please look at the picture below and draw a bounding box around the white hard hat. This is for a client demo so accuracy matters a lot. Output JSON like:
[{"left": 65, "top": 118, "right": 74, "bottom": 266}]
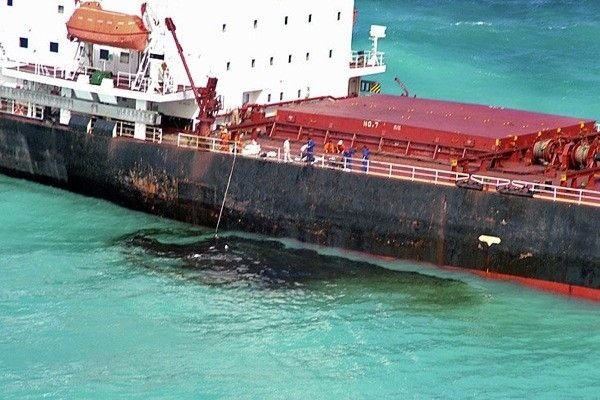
[{"left": 337, "top": 140, "right": 343, "bottom": 145}]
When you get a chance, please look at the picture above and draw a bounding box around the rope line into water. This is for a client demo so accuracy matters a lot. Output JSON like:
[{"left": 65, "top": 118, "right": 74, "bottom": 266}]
[{"left": 215, "top": 144, "right": 237, "bottom": 239}]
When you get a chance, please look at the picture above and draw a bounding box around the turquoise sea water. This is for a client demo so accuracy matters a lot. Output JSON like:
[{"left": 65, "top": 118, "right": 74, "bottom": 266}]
[
  {"left": 353, "top": 0, "right": 600, "bottom": 120},
  {"left": 2, "top": 1, "right": 600, "bottom": 398},
  {"left": 2, "top": 177, "right": 600, "bottom": 399}
]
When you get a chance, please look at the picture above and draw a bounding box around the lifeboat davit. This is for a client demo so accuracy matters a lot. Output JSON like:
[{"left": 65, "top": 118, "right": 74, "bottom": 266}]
[{"left": 66, "top": 1, "right": 149, "bottom": 51}]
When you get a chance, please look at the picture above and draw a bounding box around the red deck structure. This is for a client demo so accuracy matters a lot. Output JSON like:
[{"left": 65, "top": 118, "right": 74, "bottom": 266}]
[{"left": 272, "top": 95, "right": 596, "bottom": 161}]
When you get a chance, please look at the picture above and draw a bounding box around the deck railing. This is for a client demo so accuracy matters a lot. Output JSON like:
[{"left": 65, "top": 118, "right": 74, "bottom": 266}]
[
  {"left": 0, "top": 98, "right": 44, "bottom": 120},
  {"left": 115, "top": 121, "right": 135, "bottom": 138},
  {"left": 6, "top": 60, "right": 179, "bottom": 95},
  {"left": 511, "top": 180, "right": 600, "bottom": 206},
  {"left": 175, "top": 133, "right": 600, "bottom": 208},
  {"left": 318, "top": 155, "right": 469, "bottom": 186},
  {"left": 116, "top": 121, "right": 162, "bottom": 143},
  {"left": 146, "top": 126, "right": 163, "bottom": 144},
  {"left": 8, "top": 61, "right": 69, "bottom": 79},
  {"left": 468, "top": 174, "right": 512, "bottom": 188},
  {"left": 350, "top": 50, "right": 385, "bottom": 68}
]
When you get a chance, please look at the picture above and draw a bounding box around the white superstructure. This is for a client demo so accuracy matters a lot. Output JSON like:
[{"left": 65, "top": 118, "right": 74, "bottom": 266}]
[{"left": 0, "top": 0, "right": 385, "bottom": 138}]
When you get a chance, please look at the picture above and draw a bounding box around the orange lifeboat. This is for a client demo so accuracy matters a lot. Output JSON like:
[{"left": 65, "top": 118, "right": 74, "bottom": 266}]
[{"left": 66, "top": 1, "right": 149, "bottom": 51}]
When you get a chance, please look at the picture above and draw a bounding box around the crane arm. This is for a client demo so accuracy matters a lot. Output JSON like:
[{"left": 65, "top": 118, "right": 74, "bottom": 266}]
[
  {"left": 165, "top": 17, "right": 219, "bottom": 135},
  {"left": 165, "top": 17, "right": 201, "bottom": 104}
]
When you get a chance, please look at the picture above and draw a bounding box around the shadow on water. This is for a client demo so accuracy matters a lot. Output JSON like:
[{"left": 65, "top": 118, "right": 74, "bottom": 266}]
[{"left": 116, "top": 228, "right": 482, "bottom": 306}]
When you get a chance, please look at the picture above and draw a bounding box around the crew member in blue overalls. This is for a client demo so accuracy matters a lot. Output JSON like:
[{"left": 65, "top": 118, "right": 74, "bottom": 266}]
[
  {"left": 361, "top": 145, "right": 370, "bottom": 172},
  {"left": 306, "top": 137, "right": 316, "bottom": 162},
  {"left": 342, "top": 147, "right": 356, "bottom": 170}
]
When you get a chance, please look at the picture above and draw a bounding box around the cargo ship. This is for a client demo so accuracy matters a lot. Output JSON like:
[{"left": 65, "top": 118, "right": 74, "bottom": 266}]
[{"left": 0, "top": 0, "right": 598, "bottom": 300}]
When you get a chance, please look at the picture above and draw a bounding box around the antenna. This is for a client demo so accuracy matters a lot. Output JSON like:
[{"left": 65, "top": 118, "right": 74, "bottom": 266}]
[{"left": 368, "top": 25, "right": 386, "bottom": 66}]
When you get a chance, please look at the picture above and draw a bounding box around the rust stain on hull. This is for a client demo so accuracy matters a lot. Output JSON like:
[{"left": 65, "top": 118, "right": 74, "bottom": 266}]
[{"left": 120, "top": 165, "right": 178, "bottom": 201}]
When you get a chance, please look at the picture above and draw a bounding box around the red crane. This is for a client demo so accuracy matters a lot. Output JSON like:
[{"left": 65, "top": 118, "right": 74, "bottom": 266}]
[{"left": 165, "top": 17, "right": 220, "bottom": 136}]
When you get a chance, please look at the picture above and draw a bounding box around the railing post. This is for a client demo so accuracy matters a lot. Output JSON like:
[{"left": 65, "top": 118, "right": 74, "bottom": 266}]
[{"left": 388, "top": 163, "right": 392, "bottom": 177}]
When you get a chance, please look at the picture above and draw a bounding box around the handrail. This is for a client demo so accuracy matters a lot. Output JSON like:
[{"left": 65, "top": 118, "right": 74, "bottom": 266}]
[
  {"left": 115, "top": 120, "right": 162, "bottom": 143},
  {"left": 5, "top": 60, "right": 180, "bottom": 95},
  {"left": 115, "top": 121, "right": 135, "bottom": 138},
  {"left": 468, "top": 174, "right": 512, "bottom": 188},
  {"left": 0, "top": 98, "right": 44, "bottom": 120},
  {"left": 146, "top": 127, "right": 163, "bottom": 144},
  {"left": 512, "top": 180, "right": 600, "bottom": 206},
  {"left": 350, "top": 50, "right": 385, "bottom": 68},
  {"left": 177, "top": 132, "right": 280, "bottom": 156},
  {"left": 174, "top": 133, "right": 600, "bottom": 207},
  {"left": 354, "top": 157, "right": 469, "bottom": 185}
]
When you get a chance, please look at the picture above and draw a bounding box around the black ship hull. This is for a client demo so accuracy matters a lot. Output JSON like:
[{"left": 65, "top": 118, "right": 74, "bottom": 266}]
[{"left": 1, "top": 116, "right": 598, "bottom": 299}]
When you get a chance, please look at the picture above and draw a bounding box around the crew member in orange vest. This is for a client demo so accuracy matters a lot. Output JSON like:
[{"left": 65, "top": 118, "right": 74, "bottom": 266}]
[
  {"left": 324, "top": 139, "right": 335, "bottom": 154},
  {"left": 220, "top": 126, "right": 230, "bottom": 151}
]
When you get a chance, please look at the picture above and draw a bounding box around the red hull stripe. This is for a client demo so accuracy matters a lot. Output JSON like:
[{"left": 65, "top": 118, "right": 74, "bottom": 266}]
[
  {"left": 443, "top": 266, "right": 600, "bottom": 302},
  {"left": 363, "top": 252, "right": 600, "bottom": 302}
]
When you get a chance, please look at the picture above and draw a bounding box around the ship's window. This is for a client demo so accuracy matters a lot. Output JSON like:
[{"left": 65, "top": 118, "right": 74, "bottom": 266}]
[
  {"left": 308, "top": 14, "right": 312, "bottom": 23},
  {"left": 329, "top": 49, "right": 333, "bottom": 58},
  {"left": 58, "top": 5, "right": 64, "bottom": 13},
  {"left": 279, "top": 92, "right": 283, "bottom": 101},
  {"left": 222, "top": 23, "right": 226, "bottom": 32},
  {"left": 253, "top": 19, "right": 258, "bottom": 29},
  {"left": 288, "top": 54, "right": 292, "bottom": 63},
  {"left": 251, "top": 59, "right": 255, "bottom": 68},
  {"left": 284, "top": 16, "right": 288, "bottom": 25},
  {"left": 99, "top": 49, "right": 110, "bottom": 60},
  {"left": 337, "top": 11, "right": 341, "bottom": 20},
  {"left": 306, "top": 52, "right": 310, "bottom": 61},
  {"left": 297, "top": 89, "right": 301, "bottom": 98},
  {"left": 120, "top": 52, "right": 129, "bottom": 64},
  {"left": 226, "top": 61, "right": 230, "bottom": 71},
  {"left": 267, "top": 94, "right": 271, "bottom": 102},
  {"left": 7, "top": 0, "right": 13, "bottom": 6},
  {"left": 269, "top": 56, "right": 274, "bottom": 66},
  {"left": 19, "top": 37, "right": 28, "bottom": 48},
  {"left": 49, "top": 42, "right": 59, "bottom": 53}
]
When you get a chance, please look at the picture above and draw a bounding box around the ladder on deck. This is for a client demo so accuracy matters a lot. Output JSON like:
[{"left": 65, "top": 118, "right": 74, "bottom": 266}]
[
  {"left": 132, "top": 51, "right": 150, "bottom": 91},
  {"left": 69, "top": 43, "right": 89, "bottom": 80}
]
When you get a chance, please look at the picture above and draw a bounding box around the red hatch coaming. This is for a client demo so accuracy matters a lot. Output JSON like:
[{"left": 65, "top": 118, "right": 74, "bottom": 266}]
[{"left": 275, "top": 95, "right": 596, "bottom": 152}]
